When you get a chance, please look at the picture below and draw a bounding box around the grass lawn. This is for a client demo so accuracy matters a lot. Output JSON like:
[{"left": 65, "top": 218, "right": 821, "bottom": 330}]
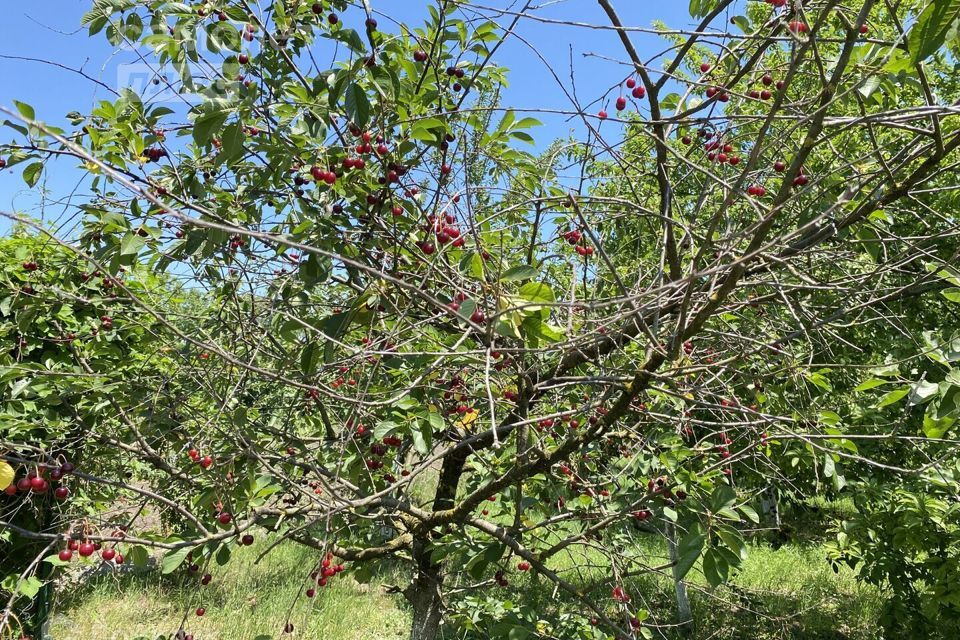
[{"left": 48, "top": 534, "right": 884, "bottom": 640}]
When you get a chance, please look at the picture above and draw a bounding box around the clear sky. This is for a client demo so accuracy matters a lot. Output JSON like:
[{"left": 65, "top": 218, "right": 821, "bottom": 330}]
[{"left": 0, "top": 0, "right": 702, "bottom": 226}]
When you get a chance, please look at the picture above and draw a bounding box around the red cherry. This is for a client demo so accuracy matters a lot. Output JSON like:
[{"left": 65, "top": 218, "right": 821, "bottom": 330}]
[
  {"left": 859, "top": 24, "right": 869, "bottom": 34},
  {"left": 196, "top": 607, "right": 205, "bottom": 617},
  {"left": 238, "top": 53, "right": 249, "bottom": 65},
  {"left": 78, "top": 542, "right": 95, "bottom": 557},
  {"left": 54, "top": 486, "right": 69, "bottom": 500},
  {"left": 615, "top": 96, "right": 627, "bottom": 111},
  {"left": 517, "top": 561, "right": 531, "bottom": 571},
  {"left": 773, "top": 160, "right": 786, "bottom": 172},
  {"left": 218, "top": 512, "right": 232, "bottom": 524},
  {"left": 241, "top": 534, "right": 255, "bottom": 545},
  {"left": 59, "top": 550, "right": 73, "bottom": 562},
  {"left": 625, "top": 77, "right": 636, "bottom": 88},
  {"left": 597, "top": 110, "right": 607, "bottom": 120},
  {"left": 199, "top": 456, "right": 213, "bottom": 469},
  {"left": 700, "top": 63, "right": 711, "bottom": 73},
  {"left": 101, "top": 548, "right": 116, "bottom": 562},
  {"left": 631, "top": 86, "right": 645, "bottom": 99}
]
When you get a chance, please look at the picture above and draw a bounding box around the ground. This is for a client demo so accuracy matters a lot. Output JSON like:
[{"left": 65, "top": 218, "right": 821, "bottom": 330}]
[{"left": 49, "top": 531, "right": 883, "bottom": 640}]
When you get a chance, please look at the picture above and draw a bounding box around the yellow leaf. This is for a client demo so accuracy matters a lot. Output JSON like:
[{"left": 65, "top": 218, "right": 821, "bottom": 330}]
[
  {"left": 0, "top": 461, "right": 14, "bottom": 491},
  {"left": 455, "top": 409, "right": 479, "bottom": 430}
]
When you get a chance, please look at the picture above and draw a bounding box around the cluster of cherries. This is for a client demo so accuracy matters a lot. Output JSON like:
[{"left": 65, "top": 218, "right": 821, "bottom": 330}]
[
  {"left": 143, "top": 147, "right": 167, "bottom": 163},
  {"left": 58, "top": 536, "right": 124, "bottom": 564},
  {"left": 307, "top": 553, "right": 347, "bottom": 592},
  {"left": 561, "top": 229, "right": 594, "bottom": 256},
  {"left": 187, "top": 448, "right": 214, "bottom": 469},
  {"left": 365, "top": 435, "right": 403, "bottom": 472},
  {"left": 5, "top": 461, "right": 75, "bottom": 500}
]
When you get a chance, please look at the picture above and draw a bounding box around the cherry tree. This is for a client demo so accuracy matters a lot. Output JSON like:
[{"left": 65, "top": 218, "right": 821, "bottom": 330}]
[{"left": 3, "top": 1, "right": 960, "bottom": 639}]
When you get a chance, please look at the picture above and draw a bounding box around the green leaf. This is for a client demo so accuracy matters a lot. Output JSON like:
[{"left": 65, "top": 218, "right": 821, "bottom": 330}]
[
  {"left": 411, "top": 419, "right": 432, "bottom": 455},
  {"left": 855, "top": 378, "right": 889, "bottom": 392},
  {"left": 702, "top": 548, "right": 728, "bottom": 587},
  {"left": 129, "top": 545, "right": 149, "bottom": 568},
  {"left": 23, "top": 162, "right": 43, "bottom": 187},
  {"left": 13, "top": 100, "right": 35, "bottom": 121},
  {"left": 215, "top": 123, "right": 245, "bottom": 166},
  {"left": 739, "top": 504, "right": 760, "bottom": 524},
  {"left": 508, "top": 626, "right": 530, "bottom": 640},
  {"left": 876, "top": 386, "right": 910, "bottom": 408},
  {"left": 344, "top": 84, "right": 371, "bottom": 129},
  {"left": 16, "top": 576, "right": 43, "bottom": 599},
  {"left": 689, "top": 0, "right": 720, "bottom": 19},
  {"left": 120, "top": 232, "right": 146, "bottom": 256},
  {"left": 161, "top": 546, "right": 193, "bottom": 574},
  {"left": 500, "top": 265, "right": 538, "bottom": 282},
  {"left": 43, "top": 553, "right": 71, "bottom": 567},
  {"left": 906, "top": 0, "right": 960, "bottom": 64},
  {"left": 675, "top": 528, "right": 705, "bottom": 580},
  {"left": 193, "top": 109, "right": 229, "bottom": 147},
  {"left": 942, "top": 288, "right": 960, "bottom": 303},
  {"left": 908, "top": 379, "right": 940, "bottom": 406},
  {"left": 215, "top": 543, "right": 232, "bottom": 566},
  {"left": 823, "top": 452, "right": 836, "bottom": 478}
]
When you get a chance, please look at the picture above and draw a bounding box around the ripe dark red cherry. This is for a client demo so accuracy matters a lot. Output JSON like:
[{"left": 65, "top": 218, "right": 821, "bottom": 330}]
[
  {"left": 78, "top": 542, "right": 95, "bottom": 557},
  {"left": 54, "top": 486, "right": 69, "bottom": 500},
  {"left": 241, "top": 534, "right": 255, "bottom": 545},
  {"left": 631, "top": 85, "right": 645, "bottom": 99},
  {"left": 238, "top": 53, "right": 249, "bottom": 65},
  {"left": 201, "top": 574, "right": 212, "bottom": 585},
  {"left": 30, "top": 477, "right": 48, "bottom": 493},
  {"left": 218, "top": 512, "right": 232, "bottom": 524},
  {"left": 470, "top": 309, "right": 486, "bottom": 324},
  {"left": 413, "top": 49, "right": 428, "bottom": 63},
  {"left": 517, "top": 561, "right": 531, "bottom": 571},
  {"left": 199, "top": 455, "right": 213, "bottom": 469},
  {"left": 859, "top": 24, "right": 869, "bottom": 34},
  {"left": 774, "top": 160, "right": 786, "bottom": 172},
  {"left": 312, "top": 2, "right": 322, "bottom": 14},
  {"left": 328, "top": 13, "right": 338, "bottom": 24},
  {"left": 59, "top": 549, "right": 73, "bottom": 562},
  {"left": 597, "top": 109, "right": 608, "bottom": 120},
  {"left": 101, "top": 548, "right": 116, "bottom": 562},
  {"left": 196, "top": 607, "right": 205, "bottom": 617},
  {"left": 615, "top": 96, "right": 627, "bottom": 111},
  {"left": 625, "top": 77, "right": 636, "bottom": 88},
  {"left": 700, "top": 62, "right": 711, "bottom": 73}
]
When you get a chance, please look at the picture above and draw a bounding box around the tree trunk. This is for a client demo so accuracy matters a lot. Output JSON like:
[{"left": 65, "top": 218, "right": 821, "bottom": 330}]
[
  {"left": 406, "top": 536, "right": 444, "bottom": 640},
  {"left": 666, "top": 521, "right": 693, "bottom": 632}
]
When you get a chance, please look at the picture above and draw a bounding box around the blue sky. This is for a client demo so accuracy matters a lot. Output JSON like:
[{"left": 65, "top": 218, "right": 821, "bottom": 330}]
[{"left": 0, "top": 0, "right": 700, "bottom": 225}]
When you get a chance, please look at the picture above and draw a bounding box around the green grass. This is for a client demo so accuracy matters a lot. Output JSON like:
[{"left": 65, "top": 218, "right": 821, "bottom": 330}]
[
  {"left": 49, "top": 542, "right": 409, "bottom": 640},
  {"left": 49, "top": 535, "right": 884, "bottom": 640}
]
